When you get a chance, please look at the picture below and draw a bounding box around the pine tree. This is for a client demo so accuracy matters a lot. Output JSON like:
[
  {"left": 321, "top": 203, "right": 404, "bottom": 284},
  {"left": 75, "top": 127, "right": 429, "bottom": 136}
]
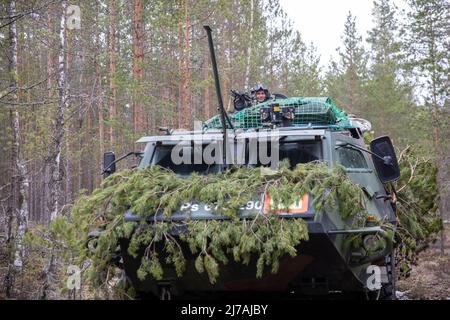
[
  {"left": 326, "top": 12, "right": 368, "bottom": 114},
  {"left": 403, "top": 0, "right": 450, "bottom": 254},
  {"left": 365, "top": 0, "right": 413, "bottom": 143},
  {"left": 132, "top": 0, "right": 145, "bottom": 134},
  {"left": 290, "top": 40, "right": 323, "bottom": 96}
]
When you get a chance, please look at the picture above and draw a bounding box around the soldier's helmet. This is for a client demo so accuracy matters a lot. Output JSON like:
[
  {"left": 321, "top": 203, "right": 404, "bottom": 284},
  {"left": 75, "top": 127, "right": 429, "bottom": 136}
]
[{"left": 251, "top": 83, "right": 270, "bottom": 101}]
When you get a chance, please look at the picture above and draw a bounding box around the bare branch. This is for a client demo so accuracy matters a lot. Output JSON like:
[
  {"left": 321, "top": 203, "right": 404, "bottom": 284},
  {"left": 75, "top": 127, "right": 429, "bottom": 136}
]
[
  {"left": 0, "top": 78, "right": 48, "bottom": 101},
  {"left": 0, "top": 0, "right": 62, "bottom": 29}
]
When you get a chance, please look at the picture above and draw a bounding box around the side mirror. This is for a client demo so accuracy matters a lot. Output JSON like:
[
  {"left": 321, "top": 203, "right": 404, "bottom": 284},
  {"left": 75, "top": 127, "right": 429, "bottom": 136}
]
[
  {"left": 103, "top": 151, "right": 116, "bottom": 179},
  {"left": 370, "top": 136, "right": 400, "bottom": 184}
]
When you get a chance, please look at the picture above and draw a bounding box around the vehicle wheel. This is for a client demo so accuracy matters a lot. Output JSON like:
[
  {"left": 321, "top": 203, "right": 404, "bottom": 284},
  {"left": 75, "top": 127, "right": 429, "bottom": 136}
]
[
  {"left": 380, "top": 249, "right": 396, "bottom": 300},
  {"left": 364, "top": 249, "right": 396, "bottom": 300}
]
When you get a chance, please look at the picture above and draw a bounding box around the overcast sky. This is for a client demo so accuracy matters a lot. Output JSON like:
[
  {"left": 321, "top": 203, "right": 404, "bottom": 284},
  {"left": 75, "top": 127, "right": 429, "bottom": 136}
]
[{"left": 278, "top": 0, "right": 405, "bottom": 67}]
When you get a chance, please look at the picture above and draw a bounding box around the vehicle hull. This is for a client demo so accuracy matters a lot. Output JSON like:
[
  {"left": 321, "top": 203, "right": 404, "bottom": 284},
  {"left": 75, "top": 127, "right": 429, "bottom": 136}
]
[{"left": 118, "top": 222, "right": 387, "bottom": 298}]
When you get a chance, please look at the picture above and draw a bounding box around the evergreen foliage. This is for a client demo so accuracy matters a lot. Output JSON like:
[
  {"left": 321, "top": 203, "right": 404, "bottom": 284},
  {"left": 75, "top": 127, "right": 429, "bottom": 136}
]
[
  {"left": 392, "top": 146, "right": 442, "bottom": 275},
  {"left": 22, "top": 146, "right": 442, "bottom": 295},
  {"left": 50, "top": 162, "right": 368, "bottom": 287}
]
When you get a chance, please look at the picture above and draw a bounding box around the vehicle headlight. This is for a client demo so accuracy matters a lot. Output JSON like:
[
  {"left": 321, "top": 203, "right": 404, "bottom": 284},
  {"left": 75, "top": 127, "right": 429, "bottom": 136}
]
[{"left": 363, "top": 234, "right": 385, "bottom": 252}]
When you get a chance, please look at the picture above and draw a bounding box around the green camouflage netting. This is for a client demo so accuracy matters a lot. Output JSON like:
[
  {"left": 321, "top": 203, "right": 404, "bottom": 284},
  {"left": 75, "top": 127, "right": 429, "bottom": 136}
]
[{"left": 203, "top": 97, "right": 352, "bottom": 130}]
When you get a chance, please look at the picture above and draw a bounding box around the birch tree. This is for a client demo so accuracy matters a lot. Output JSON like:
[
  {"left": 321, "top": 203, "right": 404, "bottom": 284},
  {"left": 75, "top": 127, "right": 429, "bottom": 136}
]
[
  {"left": 3, "top": 0, "right": 29, "bottom": 298},
  {"left": 47, "top": 0, "right": 67, "bottom": 221},
  {"left": 40, "top": 0, "right": 68, "bottom": 300}
]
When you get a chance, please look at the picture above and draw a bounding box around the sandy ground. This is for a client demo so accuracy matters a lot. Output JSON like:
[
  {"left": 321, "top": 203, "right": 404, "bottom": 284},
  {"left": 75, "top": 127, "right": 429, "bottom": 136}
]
[{"left": 396, "top": 224, "right": 450, "bottom": 300}]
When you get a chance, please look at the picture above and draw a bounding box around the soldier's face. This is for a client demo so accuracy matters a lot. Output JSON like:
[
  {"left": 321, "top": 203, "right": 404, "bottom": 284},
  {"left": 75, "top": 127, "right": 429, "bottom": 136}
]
[{"left": 256, "top": 90, "right": 266, "bottom": 102}]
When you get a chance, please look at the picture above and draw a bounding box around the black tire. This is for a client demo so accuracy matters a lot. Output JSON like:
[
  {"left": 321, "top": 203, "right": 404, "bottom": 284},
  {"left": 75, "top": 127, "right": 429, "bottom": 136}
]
[
  {"left": 380, "top": 249, "right": 397, "bottom": 300},
  {"left": 364, "top": 249, "right": 396, "bottom": 300}
]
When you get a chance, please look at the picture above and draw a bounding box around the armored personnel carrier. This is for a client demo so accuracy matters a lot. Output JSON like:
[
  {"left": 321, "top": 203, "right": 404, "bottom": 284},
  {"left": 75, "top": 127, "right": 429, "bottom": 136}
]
[{"left": 98, "top": 27, "right": 400, "bottom": 300}]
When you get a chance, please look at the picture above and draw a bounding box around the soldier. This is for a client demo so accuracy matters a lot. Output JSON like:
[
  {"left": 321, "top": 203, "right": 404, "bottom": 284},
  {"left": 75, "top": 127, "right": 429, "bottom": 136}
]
[{"left": 251, "top": 83, "right": 271, "bottom": 104}]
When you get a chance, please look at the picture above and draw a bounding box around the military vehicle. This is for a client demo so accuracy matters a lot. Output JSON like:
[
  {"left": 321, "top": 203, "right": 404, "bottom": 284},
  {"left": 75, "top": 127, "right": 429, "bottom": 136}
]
[{"left": 98, "top": 26, "right": 401, "bottom": 300}]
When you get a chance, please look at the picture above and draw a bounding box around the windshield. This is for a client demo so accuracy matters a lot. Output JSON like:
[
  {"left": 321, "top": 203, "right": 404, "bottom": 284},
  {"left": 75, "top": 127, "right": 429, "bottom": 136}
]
[
  {"left": 152, "top": 144, "right": 221, "bottom": 175},
  {"left": 254, "top": 141, "right": 322, "bottom": 168},
  {"left": 151, "top": 140, "right": 322, "bottom": 175}
]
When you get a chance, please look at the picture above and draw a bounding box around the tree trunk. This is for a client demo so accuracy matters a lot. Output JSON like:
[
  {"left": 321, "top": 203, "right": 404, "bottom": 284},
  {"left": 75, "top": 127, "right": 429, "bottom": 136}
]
[
  {"left": 108, "top": 0, "right": 117, "bottom": 147},
  {"left": 65, "top": 29, "right": 72, "bottom": 205},
  {"left": 47, "top": 0, "right": 67, "bottom": 221},
  {"left": 244, "top": 0, "right": 254, "bottom": 91},
  {"left": 12, "top": 111, "right": 29, "bottom": 272},
  {"left": 47, "top": 10, "right": 55, "bottom": 98},
  {"left": 132, "top": 0, "right": 145, "bottom": 134},
  {"left": 178, "top": 22, "right": 184, "bottom": 129},
  {"left": 43, "top": 7, "right": 55, "bottom": 223},
  {"left": 3, "top": 0, "right": 29, "bottom": 298},
  {"left": 96, "top": 3, "right": 104, "bottom": 187},
  {"left": 183, "top": 0, "right": 191, "bottom": 129},
  {"left": 40, "top": 0, "right": 67, "bottom": 300},
  {"left": 9, "top": 0, "right": 29, "bottom": 268},
  {"left": 78, "top": 45, "right": 86, "bottom": 194}
]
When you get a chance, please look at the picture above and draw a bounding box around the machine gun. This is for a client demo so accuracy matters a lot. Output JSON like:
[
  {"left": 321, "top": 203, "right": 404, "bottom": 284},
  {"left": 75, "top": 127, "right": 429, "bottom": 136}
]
[
  {"left": 230, "top": 89, "right": 253, "bottom": 111},
  {"left": 231, "top": 89, "right": 289, "bottom": 112}
]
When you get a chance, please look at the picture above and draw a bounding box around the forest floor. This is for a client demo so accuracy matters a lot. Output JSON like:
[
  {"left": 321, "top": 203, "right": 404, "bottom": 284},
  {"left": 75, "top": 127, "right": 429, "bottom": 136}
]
[{"left": 396, "top": 224, "right": 450, "bottom": 300}]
